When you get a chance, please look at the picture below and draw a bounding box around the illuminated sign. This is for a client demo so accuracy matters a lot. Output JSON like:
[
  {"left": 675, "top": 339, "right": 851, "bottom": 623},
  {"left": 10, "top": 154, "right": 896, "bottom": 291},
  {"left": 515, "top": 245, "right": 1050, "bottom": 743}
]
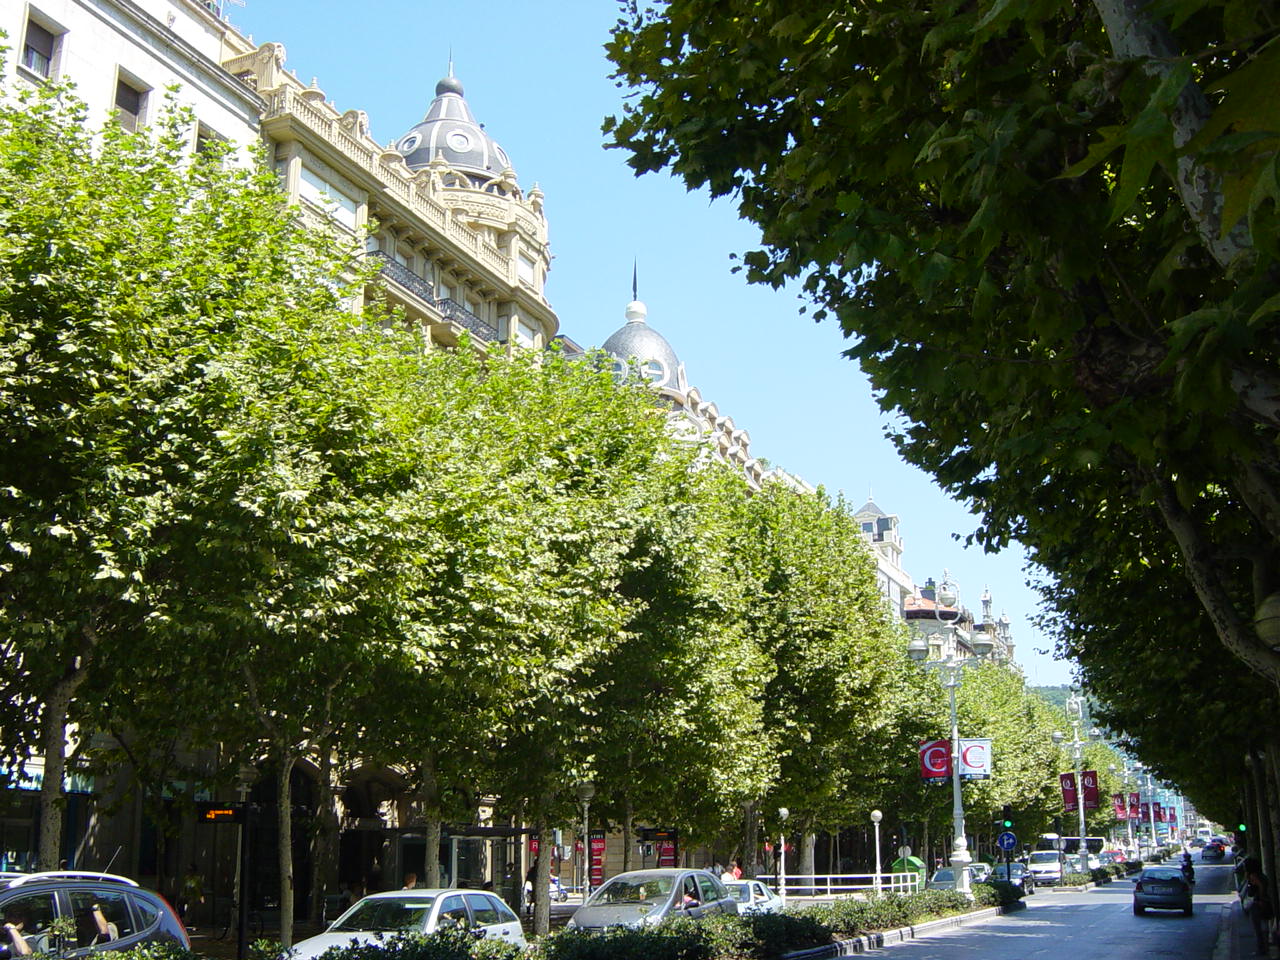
[{"left": 196, "top": 801, "right": 244, "bottom": 824}]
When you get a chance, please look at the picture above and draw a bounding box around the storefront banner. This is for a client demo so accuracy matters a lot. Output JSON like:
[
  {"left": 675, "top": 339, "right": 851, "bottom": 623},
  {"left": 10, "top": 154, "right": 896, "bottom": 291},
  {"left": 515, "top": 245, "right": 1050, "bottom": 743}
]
[{"left": 1129, "top": 793, "right": 1141, "bottom": 819}]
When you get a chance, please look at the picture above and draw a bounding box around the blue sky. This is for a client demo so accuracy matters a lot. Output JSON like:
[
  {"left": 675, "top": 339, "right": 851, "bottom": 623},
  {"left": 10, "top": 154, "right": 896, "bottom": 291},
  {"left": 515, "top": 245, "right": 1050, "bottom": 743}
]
[{"left": 230, "top": 0, "right": 1075, "bottom": 686}]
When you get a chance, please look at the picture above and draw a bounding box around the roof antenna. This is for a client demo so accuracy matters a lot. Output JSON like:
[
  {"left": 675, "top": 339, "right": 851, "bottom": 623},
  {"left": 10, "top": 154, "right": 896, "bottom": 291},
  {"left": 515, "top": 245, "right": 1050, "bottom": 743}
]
[{"left": 632, "top": 259, "right": 638, "bottom": 301}]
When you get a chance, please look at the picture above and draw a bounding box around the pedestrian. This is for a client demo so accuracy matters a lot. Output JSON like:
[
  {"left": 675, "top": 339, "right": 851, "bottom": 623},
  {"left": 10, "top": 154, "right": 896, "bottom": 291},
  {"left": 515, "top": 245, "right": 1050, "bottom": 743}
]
[
  {"left": 524, "top": 864, "right": 537, "bottom": 917},
  {"left": 1241, "top": 857, "right": 1273, "bottom": 955},
  {"left": 732, "top": 858, "right": 743, "bottom": 880},
  {"left": 720, "top": 863, "right": 735, "bottom": 882},
  {"left": 401, "top": 872, "right": 418, "bottom": 890},
  {"left": 178, "top": 864, "right": 204, "bottom": 929}
]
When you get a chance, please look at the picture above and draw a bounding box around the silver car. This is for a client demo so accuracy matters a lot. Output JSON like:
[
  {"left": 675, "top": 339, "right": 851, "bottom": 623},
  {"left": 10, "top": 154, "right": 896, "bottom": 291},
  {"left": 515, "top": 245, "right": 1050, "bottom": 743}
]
[
  {"left": 566, "top": 869, "right": 738, "bottom": 931},
  {"left": 1133, "top": 867, "right": 1193, "bottom": 916},
  {"left": 723, "top": 879, "right": 783, "bottom": 914},
  {"left": 287, "top": 889, "right": 527, "bottom": 958}
]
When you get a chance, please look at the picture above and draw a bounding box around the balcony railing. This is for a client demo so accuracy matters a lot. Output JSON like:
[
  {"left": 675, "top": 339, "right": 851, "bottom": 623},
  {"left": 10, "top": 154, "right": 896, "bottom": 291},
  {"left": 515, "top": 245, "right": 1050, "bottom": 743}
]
[
  {"left": 434, "top": 298, "right": 499, "bottom": 343},
  {"left": 369, "top": 250, "right": 436, "bottom": 303},
  {"left": 368, "top": 252, "right": 499, "bottom": 343}
]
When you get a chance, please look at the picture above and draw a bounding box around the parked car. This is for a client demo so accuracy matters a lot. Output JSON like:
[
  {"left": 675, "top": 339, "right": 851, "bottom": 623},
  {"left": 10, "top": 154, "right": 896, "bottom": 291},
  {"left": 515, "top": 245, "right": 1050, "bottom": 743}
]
[
  {"left": 566, "top": 869, "right": 737, "bottom": 931},
  {"left": 990, "top": 862, "right": 1036, "bottom": 895},
  {"left": 1201, "top": 842, "right": 1226, "bottom": 861},
  {"left": 287, "top": 889, "right": 527, "bottom": 959},
  {"left": 925, "top": 868, "right": 956, "bottom": 891},
  {"left": 1133, "top": 866, "right": 1193, "bottom": 916},
  {"left": 1099, "top": 850, "right": 1127, "bottom": 865},
  {"left": 0, "top": 870, "right": 188, "bottom": 959},
  {"left": 968, "top": 863, "right": 992, "bottom": 883},
  {"left": 723, "top": 879, "right": 784, "bottom": 915},
  {"left": 1026, "top": 850, "right": 1067, "bottom": 885}
]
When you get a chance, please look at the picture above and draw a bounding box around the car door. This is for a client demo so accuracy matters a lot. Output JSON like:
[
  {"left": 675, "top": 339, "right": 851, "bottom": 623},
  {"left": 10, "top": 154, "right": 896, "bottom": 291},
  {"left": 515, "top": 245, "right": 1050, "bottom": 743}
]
[
  {"left": 696, "top": 874, "right": 731, "bottom": 915},
  {"left": 62, "top": 888, "right": 139, "bottom": 955},
  {"left": 0, "top": 888, "right": 58, "bottom": 956},
  {"left": 466, "top": 894, "right": 523, "bottom": 946}
]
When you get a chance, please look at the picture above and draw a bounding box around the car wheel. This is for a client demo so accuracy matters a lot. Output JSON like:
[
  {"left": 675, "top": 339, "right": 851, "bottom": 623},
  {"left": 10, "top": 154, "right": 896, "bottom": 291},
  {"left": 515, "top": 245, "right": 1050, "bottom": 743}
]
[{"left": 1133, "top": 904, "right": 1145, "bottom": 915}]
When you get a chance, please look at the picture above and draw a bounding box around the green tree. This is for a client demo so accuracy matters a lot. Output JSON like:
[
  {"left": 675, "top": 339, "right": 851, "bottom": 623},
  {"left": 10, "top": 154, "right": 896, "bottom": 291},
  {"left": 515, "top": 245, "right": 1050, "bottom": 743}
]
[{"left": 604, "top": 0, "right": 1280, "bottom": 695}]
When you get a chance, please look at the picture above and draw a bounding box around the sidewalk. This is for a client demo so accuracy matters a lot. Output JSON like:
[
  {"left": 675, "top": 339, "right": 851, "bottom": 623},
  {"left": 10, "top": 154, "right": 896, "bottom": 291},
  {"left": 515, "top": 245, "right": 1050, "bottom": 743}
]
[{"left": 1215, "top": 897, "right": 1279, "bottom": 960}]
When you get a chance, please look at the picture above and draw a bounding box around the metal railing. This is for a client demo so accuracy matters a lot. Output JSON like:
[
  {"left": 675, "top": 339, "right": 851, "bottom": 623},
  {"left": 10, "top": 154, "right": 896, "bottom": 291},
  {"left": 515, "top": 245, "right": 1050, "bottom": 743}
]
[
  {"left": 754, "top": 872, "right": 920, "bottom": 897},
  {"left": 434, "top": 297, "right": 499, "bottom": 343},
  {"left": 369, "top": 250, "right": 436, "bottom": 303}
]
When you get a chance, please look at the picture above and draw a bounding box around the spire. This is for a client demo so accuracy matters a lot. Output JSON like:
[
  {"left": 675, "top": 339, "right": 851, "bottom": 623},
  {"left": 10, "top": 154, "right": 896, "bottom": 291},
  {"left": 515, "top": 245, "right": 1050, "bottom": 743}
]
[{"left": 632, "top": 260, "right": 638, "bottom": 301}]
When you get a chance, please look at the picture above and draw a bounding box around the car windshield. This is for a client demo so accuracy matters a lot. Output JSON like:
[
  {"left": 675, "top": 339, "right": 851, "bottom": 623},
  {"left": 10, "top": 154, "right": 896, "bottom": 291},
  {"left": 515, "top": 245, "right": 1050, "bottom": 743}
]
[
  {"left": 1142, "top": 869, "right": 1184, "bottom": 882},
  {"left": 1029, "top": 852, "right": 1060, "bottom": 864},
  {"left": 331, "top": 897, "right": 436, "bottom": 933},
  {"left": 993, "top": 864, "right": 1025, "bottom": 878},
  {"left": 931, "top": 869, "right": 955, "bottom": 882},
  {"left": 589, "top": 876, "right": 674, "bottom": 905},
  {"left": 724, "top": 883, "right": 752, "bottom": 902}
]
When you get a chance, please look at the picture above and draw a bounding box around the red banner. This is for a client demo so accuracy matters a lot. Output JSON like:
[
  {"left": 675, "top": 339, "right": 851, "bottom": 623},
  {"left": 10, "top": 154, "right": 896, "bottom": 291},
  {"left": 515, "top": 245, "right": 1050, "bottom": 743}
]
[
  {"left": 919, "top": 739, "right": 951, "bottom": 780},
  {"left": 657, "top": 839, "right": 677, "bottom": 868},
  {"left": 1169, "top": 811, "right": 1177, "bottom": 827},
  {"left": 1081, "top": 770, "right": 1100, "bottom": 810},
  {"left": 1060, "top": 772, "right": 1078, "bottom": 813},
  {"left": 590, "top": 831, "right": 606, "bottom": 885},
  {"left": 1154, "top": 802, "right": 1165, "bottom": 823},
  {"left": 1141, "top": 802, "right": 1151, "bottom": 822},
  {"left": 529, "top": 835, "right": 540, "bottom": 855},
  {"left": 1112, "top": 793, "right": 1127, "bottom": 819},
  {"left": 1129, "top": 793, "right": 1140, "bottom": 819}
]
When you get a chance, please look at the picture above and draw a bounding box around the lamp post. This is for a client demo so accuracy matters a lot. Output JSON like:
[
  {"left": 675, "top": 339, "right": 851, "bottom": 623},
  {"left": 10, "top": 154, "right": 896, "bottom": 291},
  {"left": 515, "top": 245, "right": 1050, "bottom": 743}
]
[
  {"left": 1136, "top": 764, "right": 1158, "bottom": 854},
  {"left": 1051, "top": 692, "right": 1095, "bottom": 877},
  {"left": 907, "top": 571, "right": 993, "bottom": 898},
  {"left": 778, "top": 807, "right": 790, "bottom": 906},
  {"left": 871, "top": 810, "right": 883, "bottom": 895},
  {"left": 575, "top": 781, "right": 595, "bottom": 898}
]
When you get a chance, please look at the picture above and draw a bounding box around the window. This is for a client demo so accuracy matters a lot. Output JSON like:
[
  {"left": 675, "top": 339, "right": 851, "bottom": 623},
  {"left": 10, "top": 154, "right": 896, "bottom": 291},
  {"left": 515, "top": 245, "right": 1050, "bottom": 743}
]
[
  {"left": 435, "top": 895, "right": 469, "bottom": 929},
  {"left": 517, "top": 252, "right": 536, "bottom": 285},
  {"left": 66, "top": 889, "right": 135, "bottom": 949},
  {"left": 464, "top": 894, "right": 499, "bottom": 926},
  {"left": 486, "top": 896, "right": 518, "bottom": 925},
  {"left": 514, "top": 318, "right": 537, "bottom": 348},
  {"left": 0, "top": 891, "right": 57, "bottom": 954},
  {"left": 22, "top": 18, "right": 58, "bottom": 78},
  {"left": 299, "top": 164, "right": 358, "bottom": 231},
  {"left": 195, "top": 124, "right": 225, "bottom": 159},
  {"left": 393, "top": 245, "right": 410, "bottom": 268},
  {"left": 114, "top": 76, "right": 146, "bottom": 131}
]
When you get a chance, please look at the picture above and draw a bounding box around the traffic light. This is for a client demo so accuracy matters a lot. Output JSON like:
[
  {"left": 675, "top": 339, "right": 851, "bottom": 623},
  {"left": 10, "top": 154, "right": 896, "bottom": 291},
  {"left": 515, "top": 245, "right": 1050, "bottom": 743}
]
[
  {"left": 1001, "top": 804, "right": 1014, "bottom": 829},
  {"left": 1238, "top": 822, "right": 1248, "bottom": 833}
]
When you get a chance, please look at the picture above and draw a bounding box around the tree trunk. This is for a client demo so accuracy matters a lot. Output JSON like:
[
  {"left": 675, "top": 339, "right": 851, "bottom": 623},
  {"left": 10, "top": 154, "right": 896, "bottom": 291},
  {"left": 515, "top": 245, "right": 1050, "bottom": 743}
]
[
  {"left": 1263, "top": 744, "right": 1280, "bottom": 914},
  {"left": 37, "top": 675, "right": 86, "bottom": 869},
  {"left": 799, "top": 831, "right": 817, "bottom": 894},
  {"left": 277, "top": 753, "right": 298, "bottom": 948},
  {"left": 533, "top": 820, "right": 552, "bottom": 937},
  {"left": 740, "top": 802, "right": 760, "bottom": 879},
  {"left": 309, "top": 741, "right": 339, "bottom": 926},
  {"left": 424, "top": 820, "right": 442, "bottom": 888},
  {"left": 1090, "top": 0, "right": 1249, "bottom": 268}
]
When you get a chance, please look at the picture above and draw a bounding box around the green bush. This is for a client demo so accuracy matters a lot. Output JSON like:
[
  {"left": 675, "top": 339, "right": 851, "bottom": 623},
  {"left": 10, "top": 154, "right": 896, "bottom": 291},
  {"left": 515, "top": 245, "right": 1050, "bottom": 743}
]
[
  {"left": 1057, "top": 871, "right": 1091, "bottom": 887},
  {"left": 971, "top": 881, "right": 1022, "bottom": 906},
  {"left": 533, "top": 920, "right": 712, "bottom": 960}
]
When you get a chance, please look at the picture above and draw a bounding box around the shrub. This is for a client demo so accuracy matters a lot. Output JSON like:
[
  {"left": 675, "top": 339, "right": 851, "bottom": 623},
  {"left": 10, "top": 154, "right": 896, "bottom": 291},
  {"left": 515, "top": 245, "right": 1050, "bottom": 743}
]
[
  {"left": 532, "top": 921, "right": 712, "bottom": 960},
  {"left": 971, "top": 881, "right": 1022, "bottom": 906}
]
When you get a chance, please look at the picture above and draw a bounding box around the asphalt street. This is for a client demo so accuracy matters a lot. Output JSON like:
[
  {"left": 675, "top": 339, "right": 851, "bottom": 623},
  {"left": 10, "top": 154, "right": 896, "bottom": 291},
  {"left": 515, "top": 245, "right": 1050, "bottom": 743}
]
[{"left": 859, "top": 859, "right": 1238, "bottom": 960}]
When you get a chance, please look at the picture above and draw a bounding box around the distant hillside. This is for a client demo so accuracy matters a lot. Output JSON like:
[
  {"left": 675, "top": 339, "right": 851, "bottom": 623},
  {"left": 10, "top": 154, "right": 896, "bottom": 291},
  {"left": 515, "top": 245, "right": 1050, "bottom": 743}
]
[{"left": 1030, "top": 684, "right": 1105, "bottom": 731}]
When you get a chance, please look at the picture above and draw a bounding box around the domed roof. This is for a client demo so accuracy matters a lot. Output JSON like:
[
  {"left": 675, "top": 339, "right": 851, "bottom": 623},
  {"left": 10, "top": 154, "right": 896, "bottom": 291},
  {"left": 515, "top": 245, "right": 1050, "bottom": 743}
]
[
  {"left": 602, "top": 300, "right": 682, "bottom": 392},
  {"left": 395, "top": 73, "right": 513, "bottom": 181}
]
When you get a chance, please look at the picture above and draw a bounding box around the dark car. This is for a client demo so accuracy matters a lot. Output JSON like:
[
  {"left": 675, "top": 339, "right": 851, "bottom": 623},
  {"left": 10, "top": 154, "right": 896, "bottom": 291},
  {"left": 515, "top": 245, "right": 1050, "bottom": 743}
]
[
  {"left": 0, "top": 871, "right": 188, "bottom": 959},
  {"left": 1201, "top": 842, "right": 1226, "bottom": 861},
  {"left": 990, "top": 861, "right": 1036, "bottom": 895},
  {"left": 1133, "top": 866, "right": 1193, "bottom": 916}
]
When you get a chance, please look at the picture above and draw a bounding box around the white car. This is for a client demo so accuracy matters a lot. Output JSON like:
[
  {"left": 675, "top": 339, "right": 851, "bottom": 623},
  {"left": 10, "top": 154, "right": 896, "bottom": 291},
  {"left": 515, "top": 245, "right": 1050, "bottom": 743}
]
[
  {"left": 723, "top": 879, "right": 784, "bottom": 914},
  {"left": 287, "top": 889, "right": 526, "bottom": 958},
  {"left": 1026, "top": 851, "right": 1066, "bottom": 885}
]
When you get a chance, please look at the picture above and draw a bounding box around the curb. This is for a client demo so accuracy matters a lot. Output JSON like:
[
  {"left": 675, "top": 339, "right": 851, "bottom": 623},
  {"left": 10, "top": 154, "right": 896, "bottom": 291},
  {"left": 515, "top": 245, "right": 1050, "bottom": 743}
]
[{"left": 781, "top": 902, "right": 1024, "bottom": 959}]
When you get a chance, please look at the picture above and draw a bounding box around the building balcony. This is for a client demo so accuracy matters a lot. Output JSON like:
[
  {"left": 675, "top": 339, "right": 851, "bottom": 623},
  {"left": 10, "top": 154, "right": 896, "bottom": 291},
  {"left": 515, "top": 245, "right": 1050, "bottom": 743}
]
[{"left": 368, "top": 251, "right": 499, "bottom": 344}]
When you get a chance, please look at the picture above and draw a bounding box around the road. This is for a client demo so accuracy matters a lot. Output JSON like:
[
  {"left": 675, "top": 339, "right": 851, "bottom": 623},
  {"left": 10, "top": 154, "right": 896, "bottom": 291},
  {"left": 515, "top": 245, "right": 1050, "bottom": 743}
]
[{"left": 860, "top": 859, "right": 1238, "bottom": 960}]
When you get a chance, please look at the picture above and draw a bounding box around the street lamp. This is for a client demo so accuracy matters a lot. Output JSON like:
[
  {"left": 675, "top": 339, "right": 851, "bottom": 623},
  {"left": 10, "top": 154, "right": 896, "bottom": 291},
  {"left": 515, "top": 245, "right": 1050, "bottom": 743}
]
[
  {"left": 1135, "top": 763, "right": 1158, "bottom": 855},
  {"left": 575, "top": 781, "right": 595, "bottom": 897},
  {"left": 870, "top": 810, "right": 883, "bottom": 895},
  {"left": 907, "top": 571, "right": 993, "bottom": 898},
  {"left": 777, "top": 807, "right": 790, "bottom": 906},
  {"left": 1051, "top": 692, "right": 1096, "bottom": 877}
]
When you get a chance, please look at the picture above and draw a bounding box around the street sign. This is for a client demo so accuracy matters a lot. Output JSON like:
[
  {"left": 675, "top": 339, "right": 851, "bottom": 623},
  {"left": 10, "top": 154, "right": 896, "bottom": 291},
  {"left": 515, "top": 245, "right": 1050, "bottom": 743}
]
[
  {"left": 898, "top": 845, "right": 912, "bottom": 859},
  {"left": 997, "top": 831, "right": 1018, "bottom": 851}
]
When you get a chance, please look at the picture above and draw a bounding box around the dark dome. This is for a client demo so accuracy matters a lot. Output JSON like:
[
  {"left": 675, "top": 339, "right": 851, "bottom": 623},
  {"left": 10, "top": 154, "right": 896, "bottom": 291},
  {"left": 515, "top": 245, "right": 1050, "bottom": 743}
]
[
  {"left": 601, "top": 301, "right": 681, "bottom": 392},
  {"left": 395, "top": 73, "right": 513, "bottom": 181}
]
